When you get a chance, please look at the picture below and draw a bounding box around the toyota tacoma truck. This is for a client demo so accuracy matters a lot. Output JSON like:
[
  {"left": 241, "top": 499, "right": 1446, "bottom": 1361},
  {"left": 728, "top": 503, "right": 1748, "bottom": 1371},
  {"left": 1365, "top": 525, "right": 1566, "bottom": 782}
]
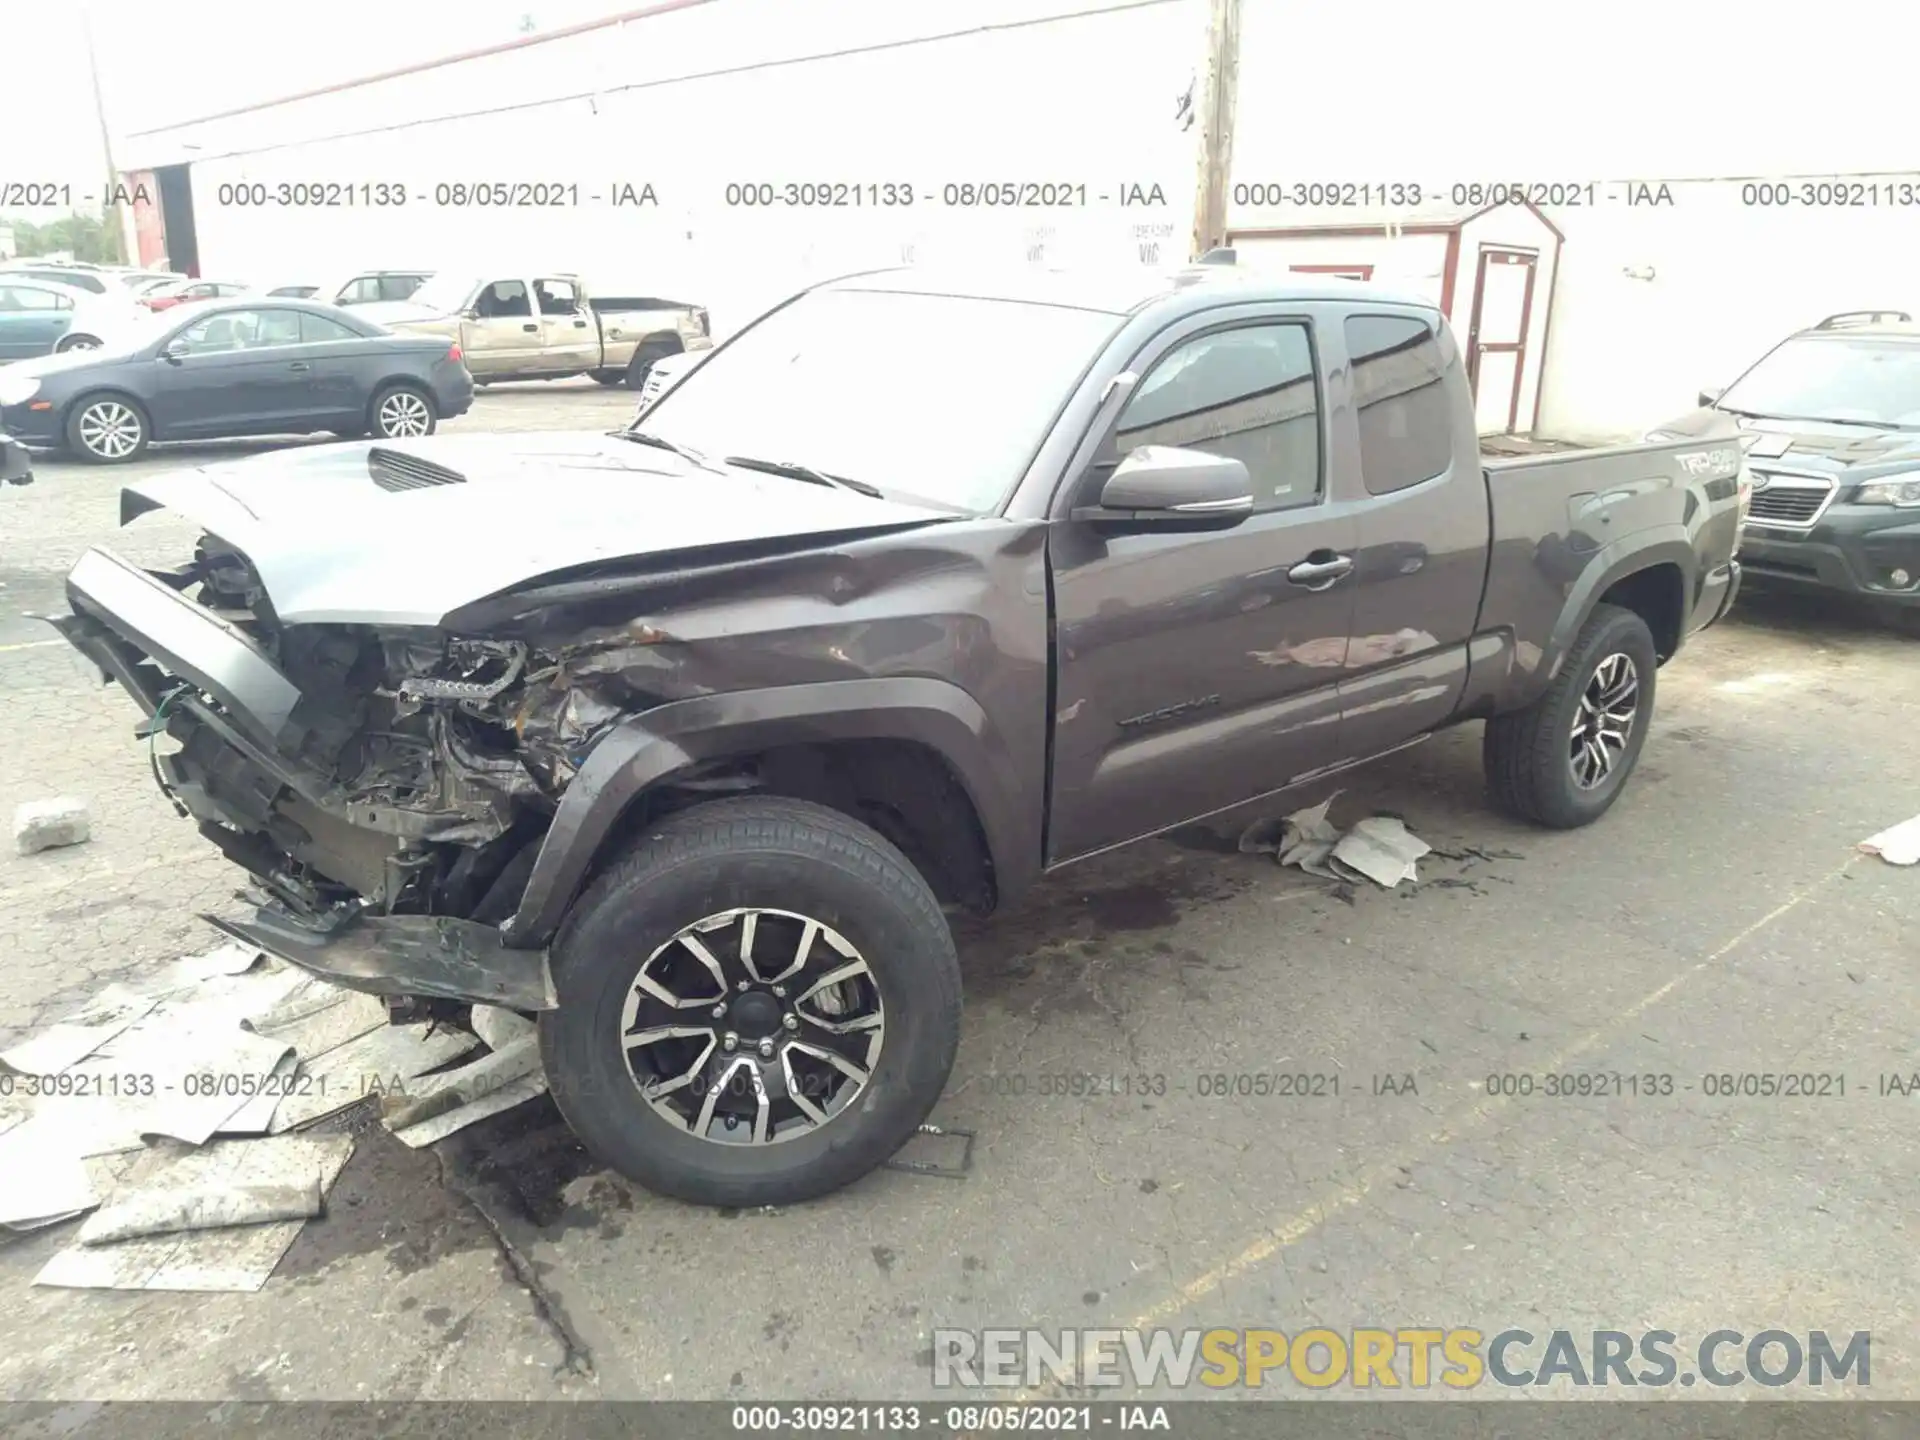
[
  {"left": 51, "top": 264, "right": 1745, "bottom": 1208},
  {"left": 362, "top": 270, "right": 710, "bottom": 389}
]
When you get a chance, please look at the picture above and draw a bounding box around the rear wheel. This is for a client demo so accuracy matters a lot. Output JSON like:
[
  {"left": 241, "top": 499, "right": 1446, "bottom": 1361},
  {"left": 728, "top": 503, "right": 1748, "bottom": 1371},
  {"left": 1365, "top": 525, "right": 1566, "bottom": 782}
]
[
  {"left": 624, "top": 340, "right": 678, "bottom": 391},
  {"left": 591, "top": 370, "right": 625, "bottom": 387},
  {"left": 55, "top": 333, "right": 102, "bottom": 354},
  {"left": 540, "top": 796, "right": 962, "bottom": 1208},
  {"left": 369, "top": 384, "right": 436, "bottom": 439},
  {"left": 65, "top": 395, "right": 149, "bottom": 463},
  {"left": 1484, "top": 603, "right": 1658, "bottom": 828}
]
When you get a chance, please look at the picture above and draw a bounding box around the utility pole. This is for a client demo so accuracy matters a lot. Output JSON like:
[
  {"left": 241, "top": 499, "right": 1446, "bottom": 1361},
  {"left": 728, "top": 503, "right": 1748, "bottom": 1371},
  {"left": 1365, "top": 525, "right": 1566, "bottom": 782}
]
[
  {"left": 79, "top": 2, "right": 129, "bottom": 264},
  {"left": 1189, "top": 0, "right": 1242, "bottom": 259}
]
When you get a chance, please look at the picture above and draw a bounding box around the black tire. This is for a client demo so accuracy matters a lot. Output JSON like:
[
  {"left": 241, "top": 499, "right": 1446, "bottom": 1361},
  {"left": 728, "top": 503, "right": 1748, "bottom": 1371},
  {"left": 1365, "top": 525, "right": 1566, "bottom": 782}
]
[
  {"left": 1484, "top": 603, "right": 1658, "bottom": 829},
  {"left": 624, "top": 340, "right": 678, "bottom": 391},
  {"left": 64, "top": 393, "right": 149, "bottom": 464},
  {"left": 368, "top": 383, "right": 437, "bottom": 439},
  {"left": 539, "top": 795, "right": 962, "bottom": 1208},
  {"left": 590, "top": 371, "right": 625, "bottom": 387},
  {"left": 55, "top": 333, "right": 103, "bottom": 354}
]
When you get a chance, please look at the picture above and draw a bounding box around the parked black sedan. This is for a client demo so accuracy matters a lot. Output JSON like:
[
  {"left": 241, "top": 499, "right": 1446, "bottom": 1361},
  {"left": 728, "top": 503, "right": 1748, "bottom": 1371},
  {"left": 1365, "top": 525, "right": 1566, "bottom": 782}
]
[{"left": 0, "top": 298, "right": 474, "bottom": 463}]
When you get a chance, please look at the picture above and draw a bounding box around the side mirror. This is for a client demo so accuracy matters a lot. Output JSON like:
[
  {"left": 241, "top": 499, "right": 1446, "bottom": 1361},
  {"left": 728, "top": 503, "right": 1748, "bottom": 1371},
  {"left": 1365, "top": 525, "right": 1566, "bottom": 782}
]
[
  {"left": 1698, "top": 388, "right": 1724, "bottom": 409},
  {"left": 460, "top": 307, "right": 481, "bottom": 321},
  {"left": 1074, "top": 445, "right": 1254, "bottom": 527},
  {"left": 160, "top": 338, "right": 189, "bottom": 361}
]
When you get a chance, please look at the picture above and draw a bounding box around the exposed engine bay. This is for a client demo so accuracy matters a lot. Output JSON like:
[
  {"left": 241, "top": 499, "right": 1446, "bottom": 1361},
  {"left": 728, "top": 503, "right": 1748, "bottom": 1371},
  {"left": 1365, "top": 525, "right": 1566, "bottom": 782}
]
[{"left": 147, "top": 532, "right": 648, "bottom": 930}]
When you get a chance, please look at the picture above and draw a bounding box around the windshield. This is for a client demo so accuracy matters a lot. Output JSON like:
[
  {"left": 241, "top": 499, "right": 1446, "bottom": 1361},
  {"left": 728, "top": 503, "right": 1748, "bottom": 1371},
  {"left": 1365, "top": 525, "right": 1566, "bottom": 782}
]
[
  {"left": 1719, "top": 335, "right": 1920, "bottom": 427},
  {"left": 406, "top": 273, "right": 483, "bottom": 313},
  {"left": 636, "top": 286, "right": 1121, "bottom": 512}
]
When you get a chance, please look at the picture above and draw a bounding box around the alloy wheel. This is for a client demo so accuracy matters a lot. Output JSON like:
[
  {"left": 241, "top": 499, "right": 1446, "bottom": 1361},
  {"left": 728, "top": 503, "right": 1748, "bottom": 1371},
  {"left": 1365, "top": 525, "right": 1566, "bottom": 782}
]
[
  {"left": 621, "top": 907, "right": 885, "bottom": 1146},
  {"left": 377, "top": 391, "right": 432, "bottom": 437},
  {"left": 1570, "top": 652, "right": 1639, "bottom": 789},
  {"left": 78, "top": 401, "right": 142, "bottom": 460}
]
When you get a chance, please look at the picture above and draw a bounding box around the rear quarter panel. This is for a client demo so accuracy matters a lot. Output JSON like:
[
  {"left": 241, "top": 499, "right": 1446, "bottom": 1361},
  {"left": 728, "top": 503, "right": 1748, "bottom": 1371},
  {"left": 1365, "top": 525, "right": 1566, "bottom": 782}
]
[{"left": 1478, "top": 437, "right": 1744, "bottom": 710}]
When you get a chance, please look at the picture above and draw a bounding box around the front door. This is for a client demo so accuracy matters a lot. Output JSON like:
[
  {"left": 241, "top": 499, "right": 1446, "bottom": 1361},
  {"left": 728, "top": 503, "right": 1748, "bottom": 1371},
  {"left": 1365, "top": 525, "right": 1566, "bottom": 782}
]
[
  {"left": 459, "top": 278, "right": 543, "bottom": 375},
  {"left": 534, "top": 277, "right": 599, "bottom": 373},
  {"left": 1464, "top": 246, "right": 1537, "bottom": 435},
  {"left": 1047, "top": 308, "right": 1356, "bottom": 862}
]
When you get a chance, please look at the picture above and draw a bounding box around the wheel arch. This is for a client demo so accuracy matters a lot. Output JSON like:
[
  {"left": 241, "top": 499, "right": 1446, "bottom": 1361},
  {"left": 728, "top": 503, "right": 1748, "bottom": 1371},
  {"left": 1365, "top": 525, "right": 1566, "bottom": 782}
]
[
  {"left": 1523, "top": 533, "right": 1696, "bottom": 708},
  {"left": 500, "top": 677, "right": 1035, "bottom": 949},
  {"left": 61, "top": 387, "right": 153, "bottom": 445}
]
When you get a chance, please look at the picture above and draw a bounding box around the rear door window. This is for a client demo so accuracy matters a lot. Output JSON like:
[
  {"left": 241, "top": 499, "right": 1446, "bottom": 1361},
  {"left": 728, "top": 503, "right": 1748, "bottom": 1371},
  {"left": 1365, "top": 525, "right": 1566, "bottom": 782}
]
[{"left": 1346, "top": 315, "right": 1455, "bottom": 495}]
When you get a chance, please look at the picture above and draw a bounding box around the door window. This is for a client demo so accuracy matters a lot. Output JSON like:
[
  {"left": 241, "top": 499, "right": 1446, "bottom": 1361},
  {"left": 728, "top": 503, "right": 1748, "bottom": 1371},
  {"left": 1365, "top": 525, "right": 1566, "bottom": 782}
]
[
  {"left": 336, "top": 276, "right": 380, "bottom": 304},
  {"left": 1346, "top": 315, "right": 1455, "bottom": 495},
  {"left": 0, "top": 286, "right": 70, "bottom": 311},
  {"left": 535, "top": 279, "right": 580, "bottom": 315},
  {"left": 176, "top": 310, "right": 261, "bottom": 353},
  {"left": 1113, "top": 322, "right": 1322, "bottom": 511},
  {"left": 250, "top": 309, "right": 304, "bottom": 347},
  {"left": 379, "top": 274, "right": 426, "bottom": 301},
  {"left": 474, "top": 281, "right": 531, "bottom": 318},
  {"left": 299, "top": 312, "right": 360, "bottom": 343}
]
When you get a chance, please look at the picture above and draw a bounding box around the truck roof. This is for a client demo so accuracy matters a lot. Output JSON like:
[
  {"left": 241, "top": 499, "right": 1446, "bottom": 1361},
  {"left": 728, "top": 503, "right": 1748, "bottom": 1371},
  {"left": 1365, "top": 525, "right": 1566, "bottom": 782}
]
[{"left": 815, "top": 263, "right": 1438, "bottom": 317}]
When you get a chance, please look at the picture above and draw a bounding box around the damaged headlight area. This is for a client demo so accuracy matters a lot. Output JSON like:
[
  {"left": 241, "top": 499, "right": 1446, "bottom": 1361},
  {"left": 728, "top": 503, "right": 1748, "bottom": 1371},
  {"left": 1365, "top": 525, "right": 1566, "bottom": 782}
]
[{"left": 92, "top": 535, "right": 646, "bottom": 930}]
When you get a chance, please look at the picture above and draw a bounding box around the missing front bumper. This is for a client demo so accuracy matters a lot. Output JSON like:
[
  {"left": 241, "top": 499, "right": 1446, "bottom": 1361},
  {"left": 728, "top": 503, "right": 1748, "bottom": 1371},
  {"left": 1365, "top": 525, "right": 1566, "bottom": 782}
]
[{"left": 207, "top": 906, "right": 558, "bottom": 1012}]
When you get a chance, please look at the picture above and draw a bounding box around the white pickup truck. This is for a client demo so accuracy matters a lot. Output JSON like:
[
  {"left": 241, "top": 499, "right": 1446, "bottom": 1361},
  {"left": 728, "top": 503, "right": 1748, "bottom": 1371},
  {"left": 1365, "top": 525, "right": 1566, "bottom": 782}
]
[{"left": 362, "top": 271, "right": 711, "bottom": 389}]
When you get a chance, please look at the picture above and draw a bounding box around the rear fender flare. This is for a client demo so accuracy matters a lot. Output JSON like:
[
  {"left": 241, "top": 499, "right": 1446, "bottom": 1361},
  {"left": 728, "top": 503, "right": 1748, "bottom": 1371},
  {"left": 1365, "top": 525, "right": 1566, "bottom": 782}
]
[
  {"left": 1532, "top": 529, "right": 1696, "bottom": 699},
  {"left": 500, "top": 676, "right": 1030, "bottom": 948}
]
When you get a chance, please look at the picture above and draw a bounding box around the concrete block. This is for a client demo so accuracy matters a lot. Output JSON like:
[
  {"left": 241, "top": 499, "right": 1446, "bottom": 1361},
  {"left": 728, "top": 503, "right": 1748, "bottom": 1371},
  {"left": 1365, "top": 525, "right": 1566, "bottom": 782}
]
[{"left": 13, "top": 798, "right": 92, "bottom": 856}]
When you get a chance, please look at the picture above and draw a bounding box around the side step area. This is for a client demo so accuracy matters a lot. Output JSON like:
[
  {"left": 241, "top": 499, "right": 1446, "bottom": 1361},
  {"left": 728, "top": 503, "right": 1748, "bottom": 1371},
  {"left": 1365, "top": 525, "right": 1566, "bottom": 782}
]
[{"left": 206, "top": 907, "right": 559, "bottom": 1012}]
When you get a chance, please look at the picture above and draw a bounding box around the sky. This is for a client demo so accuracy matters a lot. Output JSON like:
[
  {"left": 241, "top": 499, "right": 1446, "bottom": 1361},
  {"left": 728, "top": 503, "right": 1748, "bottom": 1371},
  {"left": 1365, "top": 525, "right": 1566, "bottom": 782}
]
[{"left": 7, "top": 0, "right": 629, "bottom": 210}]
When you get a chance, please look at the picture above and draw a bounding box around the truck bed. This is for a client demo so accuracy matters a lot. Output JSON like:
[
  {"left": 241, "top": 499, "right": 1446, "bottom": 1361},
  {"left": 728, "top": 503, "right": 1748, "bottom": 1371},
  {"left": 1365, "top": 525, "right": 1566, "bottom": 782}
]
[{"left": 1478, "top": 435, "right": 1745, "bottom": 685}]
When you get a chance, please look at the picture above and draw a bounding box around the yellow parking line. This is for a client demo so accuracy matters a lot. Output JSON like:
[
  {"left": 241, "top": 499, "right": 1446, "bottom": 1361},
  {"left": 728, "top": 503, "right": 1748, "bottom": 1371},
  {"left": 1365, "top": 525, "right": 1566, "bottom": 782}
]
[
  {"left": 0, "top": 639, "right": 62, "bottom": 653},
  {"left": 1006, "top": 855, "right": 1859, "bottom": 1402}
]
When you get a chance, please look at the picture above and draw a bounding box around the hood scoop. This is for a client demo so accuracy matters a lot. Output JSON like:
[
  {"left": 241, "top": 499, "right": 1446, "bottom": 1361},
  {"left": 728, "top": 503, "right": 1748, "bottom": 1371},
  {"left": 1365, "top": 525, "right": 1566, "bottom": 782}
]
[{"left": 369, "top": 447, "right": 468, "bottom": 493}]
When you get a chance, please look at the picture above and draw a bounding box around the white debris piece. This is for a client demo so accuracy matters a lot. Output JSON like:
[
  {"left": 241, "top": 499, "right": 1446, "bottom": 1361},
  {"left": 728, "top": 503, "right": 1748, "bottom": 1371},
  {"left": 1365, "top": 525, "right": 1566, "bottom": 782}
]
[
  {"left": 0, "top": 985, "right": 158, "bottom": 1078},
  {"left": 35, "top": 1134, "right": 354, "bottom": 1292},
  {"left": 79, "top": 1177, "right": 323, "bottom": 1247},
  {"left": 470, "top": 1004, "right": 536, "bottom": 1053},
  {"left": 269, "top": 1021, "right": 480, "bottom": 1132},
  {"left": 1859, "top": 814, "right": 1920, "bottom": 867},
  {"left": 381, "top": 1034, "right": 547, "bottom": 1148},
  {"left": 247, "top": 984, "right": 390, "bottom": 1062},
  {"left": 13, "top": 797, "right": 91, "bottom": 855},
  {"left": 1240, "top": 796, "right": 1434, "bottom": 889},
  {"left": 1329, "top": 816, "right": 1432, "bottom": 889},
  {"left": 0, "top": 1120, "right": 103, "bottom": 1231}
]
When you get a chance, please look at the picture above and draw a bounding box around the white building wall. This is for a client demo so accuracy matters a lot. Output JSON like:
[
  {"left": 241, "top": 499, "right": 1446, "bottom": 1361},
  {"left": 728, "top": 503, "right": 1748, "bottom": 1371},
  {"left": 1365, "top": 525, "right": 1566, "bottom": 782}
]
[
  {"left": 125, "top": 0, "right": 1209, "bottom": 334},
  {"left": 1539, "top": 188, "right": 1920, "bottom": 441}
]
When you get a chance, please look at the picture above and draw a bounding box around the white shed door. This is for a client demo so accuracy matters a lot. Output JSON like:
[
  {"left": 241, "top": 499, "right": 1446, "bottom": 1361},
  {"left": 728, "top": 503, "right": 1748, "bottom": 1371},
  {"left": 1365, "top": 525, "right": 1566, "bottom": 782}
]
[{"left": 1466, "top": 247, "right": 1538, "bottom": 435}]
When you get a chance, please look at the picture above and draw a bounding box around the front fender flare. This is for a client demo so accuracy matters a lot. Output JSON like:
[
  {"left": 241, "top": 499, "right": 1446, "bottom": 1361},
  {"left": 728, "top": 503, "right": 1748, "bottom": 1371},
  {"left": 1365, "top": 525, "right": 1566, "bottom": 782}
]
[{"left": 500, "top": 676, "right": 1032, "bottom": 948}]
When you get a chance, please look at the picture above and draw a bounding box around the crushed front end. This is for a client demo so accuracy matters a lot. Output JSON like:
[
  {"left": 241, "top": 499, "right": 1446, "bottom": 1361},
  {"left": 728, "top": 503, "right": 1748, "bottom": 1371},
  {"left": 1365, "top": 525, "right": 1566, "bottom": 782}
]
[{"left": 51, "top": 538, "right": 608, "bottom": 1012}]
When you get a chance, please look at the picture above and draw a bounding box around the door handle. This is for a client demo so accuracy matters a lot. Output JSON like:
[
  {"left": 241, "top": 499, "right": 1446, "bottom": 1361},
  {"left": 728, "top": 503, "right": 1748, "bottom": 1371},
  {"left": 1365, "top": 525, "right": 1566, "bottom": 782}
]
[
  {"left": 572, "top": 319, "right": 588, "bottom": 328},
  {"left": 287, "top": 361, "right": 311, "bottom": 372},
  {"left": 522, "top": 322, "right": 539, "bottom": 332},
  {"left": 1286, "top": 553, "right": 1354, "bottom": 590}
]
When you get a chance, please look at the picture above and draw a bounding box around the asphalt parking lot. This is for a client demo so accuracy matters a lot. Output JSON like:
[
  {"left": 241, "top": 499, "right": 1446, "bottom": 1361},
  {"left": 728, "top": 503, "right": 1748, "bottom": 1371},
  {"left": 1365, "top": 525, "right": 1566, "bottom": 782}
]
[{"left": 1, "top": 384, "right": 1916, "bottom": 1405}]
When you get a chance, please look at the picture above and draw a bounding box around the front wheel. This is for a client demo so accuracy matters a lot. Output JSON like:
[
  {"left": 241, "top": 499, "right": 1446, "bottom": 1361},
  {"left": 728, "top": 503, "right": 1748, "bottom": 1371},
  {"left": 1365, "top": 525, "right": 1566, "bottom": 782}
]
[
  {"left": 65, "top": 394, "right": 149, "bottom": 463},
  {"left": 1484, "top": 603, "right": 1658, "bottom": 829},
  {"left": 369, "top": 383, "right": 436, "bottom": 439},
  {"left": 55, "top": 333, "right": 102, "bottom": 354},
  {"left": 540, "top": 796, "right": 962, "bottom": 1208}
]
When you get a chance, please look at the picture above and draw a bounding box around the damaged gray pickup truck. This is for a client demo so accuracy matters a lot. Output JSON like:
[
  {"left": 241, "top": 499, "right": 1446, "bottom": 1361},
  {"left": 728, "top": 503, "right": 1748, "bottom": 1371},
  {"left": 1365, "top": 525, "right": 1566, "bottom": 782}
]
[{"left": 52, "top": 263, "right": 1746, "bottom": 1207}]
